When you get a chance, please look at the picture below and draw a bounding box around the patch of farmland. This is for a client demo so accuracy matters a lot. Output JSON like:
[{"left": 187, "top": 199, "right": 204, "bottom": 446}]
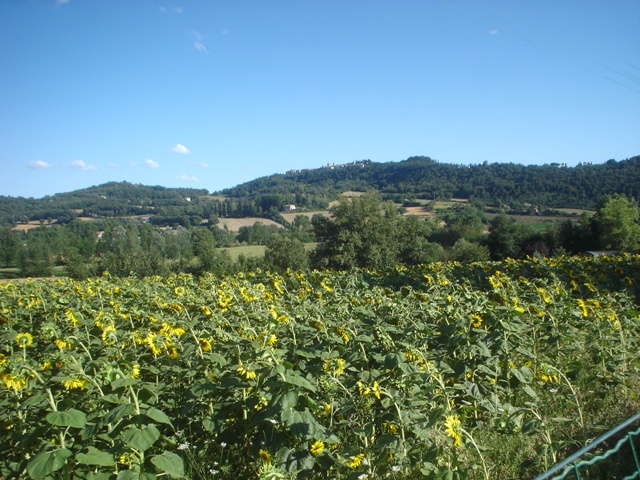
[
  {"left": 280, "top": 211, "right": 328, "bottom": 222},
  {"left": 553, "top": 207, "right": 594, "bottom": 216},
  {"left": 10, "top": 221, "right": 44, "bottom": 231},
  {"left": 402, "top": 206, "right": 435, "bottom": 219},
  {"left": 217, "top": 217, "right": 284, "bottom": 231},
  {"left": 485, "top": 212, "right": 576, "bottom": 223}
]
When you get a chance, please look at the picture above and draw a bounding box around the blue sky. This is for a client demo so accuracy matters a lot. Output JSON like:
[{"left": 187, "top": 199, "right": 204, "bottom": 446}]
[{"left": 1, "top": 0, "right": 639, "bottom": 199}]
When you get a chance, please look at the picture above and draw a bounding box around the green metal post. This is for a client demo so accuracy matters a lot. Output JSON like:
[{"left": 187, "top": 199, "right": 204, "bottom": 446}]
[{"left": 630, "top": 432, "right": 640, "bottom": 472}]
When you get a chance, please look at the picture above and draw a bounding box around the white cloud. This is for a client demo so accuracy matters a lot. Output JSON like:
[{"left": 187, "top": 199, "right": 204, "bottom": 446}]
[
  {"left": 145, "top": 159, "right": 160, "bottom": 168},
  {"left": 69, "top": 160, "right": 97, "bottom": 171},
  {"left": 176, "top": 174, "right": 199, "bottom": 182},
  {"left": 28, "top": 160, "right": 52, "bottom": 169},
  {"left": 55, "top": 0, "right": 70, "bottom": 5},
  {"left": 191, "top": 31, "right": 209, "bottom": 53},
  {"left": 172, "top": 143, "right": 190, "bottom": 154},
  {"left": 489, "top": 29, "right": 499, "bottom": 35},
  {"left": 159, "top": 6, "right": 167, "bottom": 13},
  {"left": 192, "top": 161, "right": 209, "bottom": 168},
  {"left": 174, "top": 7, "right": 183, "bottom": 13}
]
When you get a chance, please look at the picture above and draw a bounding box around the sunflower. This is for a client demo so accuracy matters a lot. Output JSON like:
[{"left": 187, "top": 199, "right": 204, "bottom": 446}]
[
  {"left": 444, "top": 414, "right": 462, "bottom": 448},
  {"left": 348, "top": 453, "right": 365, "bottom": 468},
  {"left": 15, "top": 332, "right": 34, "bottom": 348},
  {"left": 310, "top": 440, "right": 324, "bottom": 456}
]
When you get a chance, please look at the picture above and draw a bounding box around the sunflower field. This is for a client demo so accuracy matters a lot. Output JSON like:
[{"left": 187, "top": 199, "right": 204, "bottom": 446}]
[{"left": 1, "top": 255, "right": 639, "bottom": 479}]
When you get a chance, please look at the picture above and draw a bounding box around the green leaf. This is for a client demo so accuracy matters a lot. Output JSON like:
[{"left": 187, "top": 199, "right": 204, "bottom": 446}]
[
  {"left": 76, "top": 447, "right": 116, "bottom": 467},
  {"left": 27, "top": 448, "right": 72, "bottom": 479},
  {"left": 280, "top": 391, "right": 299, "bottom": 410},
  {"left": 103, "top": 403, "right": 136, "bottom": 425},
  {"left": 123, "top": 425, "right": 161, "bottom": 452},
  {"left": 86, "top": 473, "right": 114, "bottom": 480},
  {"left": 283, "top": 372, "right": 317, "bottom": 392},
  {"left": 510, "top": 366, "right": 533, "bottom": 384},
  {"left": 21, "top": 393, "right": 48, "bottom": 407},
  {"left": 111, "top": 378, "right": 141, "bottom": 390},
  {"left": 523, "top": 385, "right": 539, "bottom": 400},
  {"left": 190, "top": 382, "right": 216, "bottom": 397},
  {"left": 283, "top": 448, "right": 315, "bottom": 474},
  {"left": 144, "top": 407, "right": 173, "bottom": 426},
  {"left": 206, "top": 352, "right": 228, "bottom": 365},
  {"left": 117, "top": 469, "right": 158, "bottom": 480},
  {"left": 151, "top": 451, "right": 185, "bottom": 478},
  {"left": 46, "top": 409, "right": 87, "bottom": 428}
]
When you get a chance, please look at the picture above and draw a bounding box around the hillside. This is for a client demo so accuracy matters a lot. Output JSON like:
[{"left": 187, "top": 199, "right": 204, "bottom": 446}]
[
  {"left": 1, "top": 156, "right": 639, "bottom": 227},
  {"left": 223, "top": 155, "right": 640, "bottom": 209},
  {"left": 0, "top": 182, "right": 208, "bottom": 227}
]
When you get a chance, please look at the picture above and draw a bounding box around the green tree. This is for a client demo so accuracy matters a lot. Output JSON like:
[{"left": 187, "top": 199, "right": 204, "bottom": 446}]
[
  {"left": 289, "top": 215, "right": 314, "bottom": 242},
  {"left": 18, "top": 236, "right": 53, "bottom": 277},
  {"left": 449, "top": 239, "right": 489, "bottom": 263},
  {"left": 0, "top": 227, "right": 19, "bottom": 267},
  {"left": 557, "top": 213, "right": 597, "bottom": 254},
  {"left": 441, "top": 205, "right": 486, "bottom": 243},
  {"left": 397, "top": 215, "right": 443, "bottom": 265},
  {"left": 311, "top": 193, "right": 400, "bottom": 270},
  {"left": 487, "top": 213, "right": 526, "bottom": 260},
  {"left": 264, "top": 235, "right": 309, "bottom": 272},
  {"left": 594, "top": 194, "right": 640, "bottom": 252}
]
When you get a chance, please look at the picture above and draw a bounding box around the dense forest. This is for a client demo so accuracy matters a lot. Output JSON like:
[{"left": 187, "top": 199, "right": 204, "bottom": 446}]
[
  {"left": 0, "top": 182, "right": 209, "bottom": 228},
  {"left": 224, "top": 155, "right": 640, "bottom": 210},
  {"left": 2, "top": 156, "right": 639, "bottom": 229}
]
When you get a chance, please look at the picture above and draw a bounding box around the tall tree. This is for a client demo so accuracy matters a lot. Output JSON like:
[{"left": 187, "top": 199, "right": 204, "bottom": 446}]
[
  {"left": 311, "top": 193, "right": 400, "bottom": 270},
  {"left": 487, "top": 213, "right": 527, "bottom": 260},
  {"left": 594, "top": 194, "right": 640, "bottom": 252},
  {"left": 264, "top": 235, "right": 309, "bottom": 272}
]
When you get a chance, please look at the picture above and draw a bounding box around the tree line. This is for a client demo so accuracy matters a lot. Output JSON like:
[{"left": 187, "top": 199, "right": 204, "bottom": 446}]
[
  {"left": 224, "top": 156, "right": 640, "bottom": 210},
  {"left": 1, "top": 192, "right": 637, "bottom": 279},
  {"left": 3, "top": 156, "right": 639, "bottom": 229}
]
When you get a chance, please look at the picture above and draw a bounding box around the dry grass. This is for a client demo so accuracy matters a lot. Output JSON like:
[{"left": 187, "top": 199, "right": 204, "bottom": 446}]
[
  {"left": 11, "top": 221, "right": 43, "bottom": 231},
  {"left": 280, "top": 211, "right": 328, "bottom": 222},
  {"left": 402, "top": 206, "right": 436, "bottom": 219},
  {"left": 200, "top": 195, "right": 227, "bottom": 202}
]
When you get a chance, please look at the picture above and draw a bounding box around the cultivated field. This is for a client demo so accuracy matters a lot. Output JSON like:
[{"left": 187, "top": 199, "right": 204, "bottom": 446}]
[
  {"left": 1, "top": 255, "right": 638, "bottom": 479},
  {"left": 216, "top": 217, "right": 284, "bottom": 232}
]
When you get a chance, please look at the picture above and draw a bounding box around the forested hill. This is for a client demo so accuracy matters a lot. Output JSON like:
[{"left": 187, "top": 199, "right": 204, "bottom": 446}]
[
  {"left": 223, "top": 155, "right": 640, "bottom": 208},
  {"left": 0, "top": 182, "right": 208, "bottom": 226},
  {"left": 2, "top": 156, "right": 639, "bottom": 227}
]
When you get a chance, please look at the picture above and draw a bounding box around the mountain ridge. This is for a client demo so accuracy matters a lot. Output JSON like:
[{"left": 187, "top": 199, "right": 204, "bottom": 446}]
[{"left": 1, "top": 155, "right": 639, "bottom": 227}]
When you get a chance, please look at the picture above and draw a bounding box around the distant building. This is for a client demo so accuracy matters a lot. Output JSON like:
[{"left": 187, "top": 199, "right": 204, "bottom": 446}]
[{"left": 283, "top": 204, "right": 297, "bottom": 212}]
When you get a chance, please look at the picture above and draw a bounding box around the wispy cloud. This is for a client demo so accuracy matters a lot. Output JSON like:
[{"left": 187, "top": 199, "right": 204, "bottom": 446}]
[
  {"left": 176, "top": 174, "right": 199, "bottom": 182},
  {"left": 489, "top": 29, "right": 499, "bottom": 35},
  {"left": 69, "top": 160, "right": 97, "bottom": 171},
  {"left": 159, "top": 6, "right": 182, "bottom": 14},
  {"left": 28, "top": 160, "right": 52, "bottom": 170},
  {"left": 192, "top": 161, "right": 209, "bottom": 168},
  {"left": 55, "top": 0, "right": 70, "bottom": 6},
  {"left": 172, "top": 143, "right": 190, "bottom": 154},
  {"left": 191, "top": 31, "right": 209, "bottom": 53},
  {"left": 145, "top": 159, "right": 160, "bottom": 168}
]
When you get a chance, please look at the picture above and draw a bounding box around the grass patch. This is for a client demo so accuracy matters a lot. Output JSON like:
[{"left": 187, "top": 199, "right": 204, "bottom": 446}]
[{"left": 220, "top": 243, "right": 318, "bottom": 261}]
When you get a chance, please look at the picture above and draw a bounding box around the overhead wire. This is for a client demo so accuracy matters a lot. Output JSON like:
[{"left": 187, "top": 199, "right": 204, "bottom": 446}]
[{"left": 441, "top": 0, "right": 640, "bottom": 95}]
